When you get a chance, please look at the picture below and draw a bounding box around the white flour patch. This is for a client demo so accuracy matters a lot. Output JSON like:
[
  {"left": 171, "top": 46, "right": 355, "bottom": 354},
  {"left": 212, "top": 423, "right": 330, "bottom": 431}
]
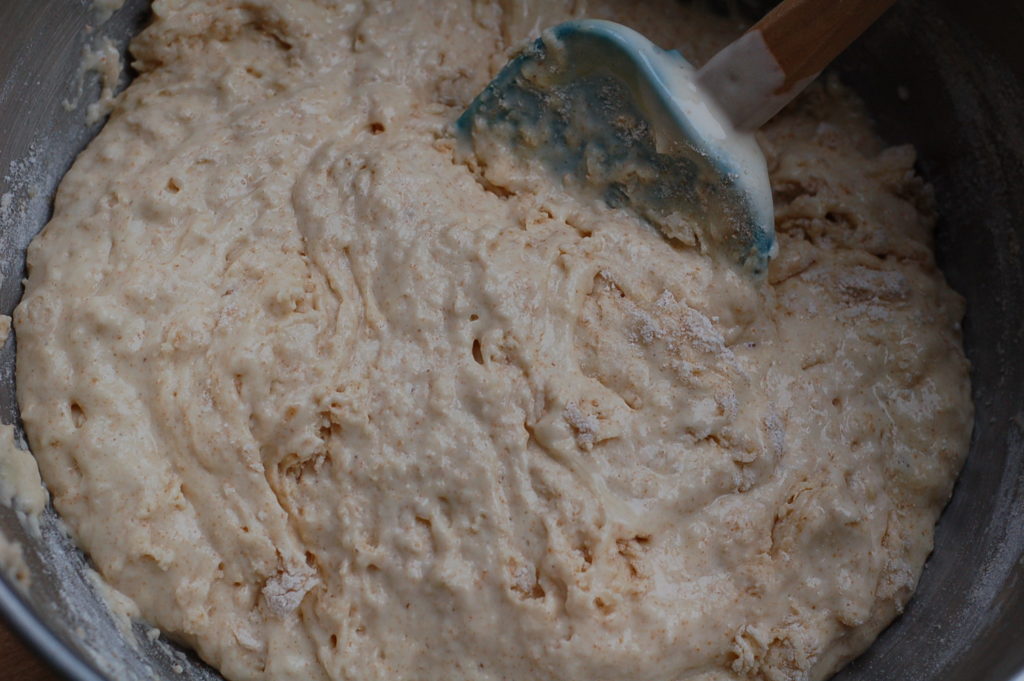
[{"left": 262, "top": 564, "right": 319, "bottom": 616}]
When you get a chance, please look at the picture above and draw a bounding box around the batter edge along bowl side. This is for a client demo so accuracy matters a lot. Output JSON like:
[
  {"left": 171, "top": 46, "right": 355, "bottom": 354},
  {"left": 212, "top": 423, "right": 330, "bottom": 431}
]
[
  {"left": 829, "top": 1, "right": 1024, "bottom": 680},
  {"left": 0, "top": 1, "right": 1022, "bottom": 680},
  {"left": 0, "top": 1, "right": 221, "bottom": 679}
]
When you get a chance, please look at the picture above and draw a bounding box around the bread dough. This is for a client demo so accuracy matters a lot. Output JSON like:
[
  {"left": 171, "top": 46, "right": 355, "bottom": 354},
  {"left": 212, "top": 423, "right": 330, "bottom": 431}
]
[
  {"left": 0, "top": 423, "right": 47, "bottom": 519},
  {"left": 0, "top": 311, "right": 48, "bottom": 521},
  {"left": 13, "top": 2, "right": 973, "bottom": 681}
]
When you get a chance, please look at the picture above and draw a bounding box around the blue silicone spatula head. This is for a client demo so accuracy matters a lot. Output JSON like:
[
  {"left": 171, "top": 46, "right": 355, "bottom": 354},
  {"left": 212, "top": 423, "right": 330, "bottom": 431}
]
[{"left": 456, "top": 20, "right": 777, "bottom": 276}]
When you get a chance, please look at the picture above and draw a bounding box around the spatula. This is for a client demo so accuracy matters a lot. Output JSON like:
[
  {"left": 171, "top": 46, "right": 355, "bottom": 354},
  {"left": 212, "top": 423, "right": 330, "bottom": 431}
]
[{"left": 456, "top": 0, "right": 898, "bottom": 276}]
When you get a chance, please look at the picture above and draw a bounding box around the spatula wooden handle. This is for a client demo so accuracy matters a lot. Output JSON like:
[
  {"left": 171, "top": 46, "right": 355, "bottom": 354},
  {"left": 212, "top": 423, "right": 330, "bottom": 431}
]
[
  {"left": 756, "top": 0, "right": 898, "bottom": 92},
  {"left": 696, "top": 0, "right": 898, "bottom": 131}
]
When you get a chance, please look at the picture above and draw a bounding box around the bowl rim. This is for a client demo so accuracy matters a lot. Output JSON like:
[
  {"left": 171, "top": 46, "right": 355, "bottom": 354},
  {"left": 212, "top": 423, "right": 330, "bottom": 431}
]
[{"left": 0, "top": 574, "right": 108, "bottom": 681}]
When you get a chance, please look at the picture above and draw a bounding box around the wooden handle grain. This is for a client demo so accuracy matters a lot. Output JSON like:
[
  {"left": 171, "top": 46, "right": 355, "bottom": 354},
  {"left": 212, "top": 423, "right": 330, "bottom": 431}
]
[{"left": 754, "top": 0, "right": 899, "bottom": 91}]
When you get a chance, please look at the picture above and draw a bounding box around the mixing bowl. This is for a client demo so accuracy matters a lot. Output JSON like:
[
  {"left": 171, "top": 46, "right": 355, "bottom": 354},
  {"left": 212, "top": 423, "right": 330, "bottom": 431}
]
[{"left": 0, "top": 1, "right": 1022, "bottom": 679}]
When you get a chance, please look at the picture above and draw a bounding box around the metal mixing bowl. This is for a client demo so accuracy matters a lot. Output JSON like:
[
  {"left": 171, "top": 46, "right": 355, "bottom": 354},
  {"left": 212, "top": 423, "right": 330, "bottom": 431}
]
[{"left": 0, "top": 1, "right": 1021, "bottom": 679}]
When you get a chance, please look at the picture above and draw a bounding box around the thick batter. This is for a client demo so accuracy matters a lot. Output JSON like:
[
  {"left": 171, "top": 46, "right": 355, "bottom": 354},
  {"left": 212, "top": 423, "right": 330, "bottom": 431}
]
[{"left": 14, "top": 2, "right": 973, "bottom": 681}]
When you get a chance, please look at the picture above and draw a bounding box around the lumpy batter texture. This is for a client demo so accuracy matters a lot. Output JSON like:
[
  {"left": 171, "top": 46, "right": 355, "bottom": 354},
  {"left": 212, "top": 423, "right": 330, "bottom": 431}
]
[{"left": 14, "top": 2, "right": 973, "bottom": 681}]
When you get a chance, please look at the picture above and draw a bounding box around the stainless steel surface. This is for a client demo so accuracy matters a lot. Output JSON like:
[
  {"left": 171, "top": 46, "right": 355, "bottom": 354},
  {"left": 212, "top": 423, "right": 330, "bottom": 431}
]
[{"left": 0, "top": 1, "right": 1021, "bottom": 680}]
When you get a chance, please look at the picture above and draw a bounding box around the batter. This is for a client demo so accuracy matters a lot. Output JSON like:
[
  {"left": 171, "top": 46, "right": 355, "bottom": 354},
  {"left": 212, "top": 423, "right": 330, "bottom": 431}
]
[{"left": 13, "top": 1, "right": 973, "bottom": 681}]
